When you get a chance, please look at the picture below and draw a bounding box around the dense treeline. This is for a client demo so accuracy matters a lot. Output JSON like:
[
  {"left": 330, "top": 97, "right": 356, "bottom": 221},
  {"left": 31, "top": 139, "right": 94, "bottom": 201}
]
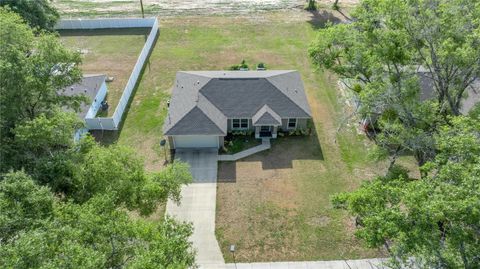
[{"left": 309, "top": 0, "right": 480, "bottom": 268}]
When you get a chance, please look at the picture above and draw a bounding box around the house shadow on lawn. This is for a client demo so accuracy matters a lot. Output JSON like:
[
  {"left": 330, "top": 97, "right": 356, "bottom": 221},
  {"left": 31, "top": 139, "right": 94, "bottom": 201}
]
[{"left": 217, "top": 128, "right": 323, "bottom": 183}]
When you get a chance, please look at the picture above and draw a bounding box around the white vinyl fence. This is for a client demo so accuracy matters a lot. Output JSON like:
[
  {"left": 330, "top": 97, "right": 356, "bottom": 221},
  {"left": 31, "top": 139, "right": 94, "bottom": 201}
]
[{"left": 56, "top": 18, "right": 159, "bottom": 130}]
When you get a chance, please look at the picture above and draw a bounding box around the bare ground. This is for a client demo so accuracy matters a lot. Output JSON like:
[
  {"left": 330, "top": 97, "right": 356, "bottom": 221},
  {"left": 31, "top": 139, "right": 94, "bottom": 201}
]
[{"left": 54, "top": 0, "right": 359, "bottom": 17}]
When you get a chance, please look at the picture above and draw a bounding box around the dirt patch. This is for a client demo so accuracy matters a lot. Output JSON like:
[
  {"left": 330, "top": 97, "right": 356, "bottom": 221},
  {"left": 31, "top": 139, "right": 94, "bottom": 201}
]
[{"left": 60, "top": 32, "right": 146, "bottom": 117}]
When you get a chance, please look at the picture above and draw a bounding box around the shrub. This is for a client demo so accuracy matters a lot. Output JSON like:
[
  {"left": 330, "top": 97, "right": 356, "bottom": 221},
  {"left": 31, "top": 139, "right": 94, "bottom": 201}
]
[
  {"left": 229, "top": 60, "right": 249, "bottom": 70},
  {"left": 257, "top": 62, "right": 266, "bottom": 70}
]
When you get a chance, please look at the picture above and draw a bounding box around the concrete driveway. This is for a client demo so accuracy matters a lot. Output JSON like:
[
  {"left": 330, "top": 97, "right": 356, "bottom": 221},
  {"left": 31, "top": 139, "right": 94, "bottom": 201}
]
[
  {"left": 175, "top": 148, "right": 218, "bottom": 182},
  {"left": 166, "top": 148, "right": 225, "bottom": 266}
]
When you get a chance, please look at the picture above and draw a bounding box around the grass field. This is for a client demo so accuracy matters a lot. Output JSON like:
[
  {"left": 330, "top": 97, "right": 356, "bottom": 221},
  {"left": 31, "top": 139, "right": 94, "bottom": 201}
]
[
  {"left": 60, "top": 29, "right": 147, "bottom": 117},
  {"left": 58, "top": 8, "right": 415, "bottom": 262}
]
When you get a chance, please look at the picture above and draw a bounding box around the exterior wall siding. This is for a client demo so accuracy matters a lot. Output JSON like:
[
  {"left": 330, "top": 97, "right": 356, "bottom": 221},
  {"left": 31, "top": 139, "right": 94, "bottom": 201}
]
[
  {"left": 280, "top": 118, "right": 308, "bottom": 131},
  {"left": 297, "top": 118, "right": 308, "bottom": 129},
  {"left": 219, "top": 136, "right": 225, "bottom": 148},
  {"left": 281, "top": 119, "right": 289, "bottom": 130},
  {"left": 85, "top": 81, "right": 108, "bottom": 120},
  {"left": 225, "top": 118, "right": 309, "bottom": 133},
  {"left": 168, "top": 136, "right": 175, "bottom": 149}
]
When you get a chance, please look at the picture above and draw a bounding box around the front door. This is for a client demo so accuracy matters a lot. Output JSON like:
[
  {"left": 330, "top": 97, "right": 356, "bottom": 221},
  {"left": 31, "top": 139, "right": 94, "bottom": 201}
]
[{"left": 260, "top": 126, "right": 272, "bottom": 137}]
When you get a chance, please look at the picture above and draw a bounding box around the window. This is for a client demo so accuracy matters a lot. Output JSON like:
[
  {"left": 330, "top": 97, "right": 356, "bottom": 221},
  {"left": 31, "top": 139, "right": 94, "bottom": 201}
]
[
  {"left": 288, "top": 118, "right": 297, "bottom": 128},
  {"left": 232, "top": 118, "right": 248, "bottom": 129},
  {"left": 232, "top": 119, "right": 240, "bottom": 128}
]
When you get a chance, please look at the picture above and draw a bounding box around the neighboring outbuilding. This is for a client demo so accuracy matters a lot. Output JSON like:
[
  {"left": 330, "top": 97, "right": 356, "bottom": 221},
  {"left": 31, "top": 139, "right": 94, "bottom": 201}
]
[
  {"left": 60, "top": 74, "right": 108, "bottom": 140},
  {"left": 163, "top": 70, "right": 312, "bottom": 149}
]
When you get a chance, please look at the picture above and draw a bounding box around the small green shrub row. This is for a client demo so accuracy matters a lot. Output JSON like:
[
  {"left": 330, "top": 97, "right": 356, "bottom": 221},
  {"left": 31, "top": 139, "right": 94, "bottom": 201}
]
[
  {"left": 229, "top": 60, "right": 267, "bottom": 71},
  {"left": 231, "top": 130, "right": 254, "bottom": 136}
]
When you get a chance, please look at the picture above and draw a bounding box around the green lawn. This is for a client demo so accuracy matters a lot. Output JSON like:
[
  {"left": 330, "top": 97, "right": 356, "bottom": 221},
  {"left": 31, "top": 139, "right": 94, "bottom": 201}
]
[{"left": 65, "top": 9, "right": 407, "bottom": 261}]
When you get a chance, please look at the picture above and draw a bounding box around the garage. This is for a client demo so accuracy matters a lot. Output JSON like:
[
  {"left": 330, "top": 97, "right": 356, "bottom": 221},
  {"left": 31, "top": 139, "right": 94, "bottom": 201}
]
[{"left": 173, "top": 135, "right": 219, "bottom": 149}]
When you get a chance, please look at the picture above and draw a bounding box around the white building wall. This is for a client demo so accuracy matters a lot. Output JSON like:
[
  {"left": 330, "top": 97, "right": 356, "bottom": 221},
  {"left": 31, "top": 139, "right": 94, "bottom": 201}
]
[{"left": 85, "top": 81, "right": 108, "bottom": 120}]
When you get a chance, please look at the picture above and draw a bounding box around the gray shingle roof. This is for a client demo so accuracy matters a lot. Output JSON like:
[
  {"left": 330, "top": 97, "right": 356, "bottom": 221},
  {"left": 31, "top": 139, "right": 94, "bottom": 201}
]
[
  {"left": 163, "top": 70, "right": 312, "bottom": 135},
  {"left": 252, "top": 105, "right": 282, "bottom": 125},
  {"left": 59, "top": 74, "right": 106, "bottom": 119},
  {"left": 418, "top": 72, "right": 480, "bottom": 115},
  {"left": 165, "top": 107, "right": 225, "bottom": 135}
]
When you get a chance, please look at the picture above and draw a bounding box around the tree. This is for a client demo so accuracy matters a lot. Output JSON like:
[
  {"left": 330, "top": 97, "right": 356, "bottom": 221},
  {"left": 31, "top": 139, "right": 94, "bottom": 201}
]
[
  {"left": 332, "top": 116, "right": 480, "bottom": 269},
  {"left": 306, "top": 0, "right": 316, "bottom": 11},
  {"left": 0, "top": 171, "right": 54, "bottom": 241},
  {"left": 72, "top": 142, "right": 192, "bottom": 215},
  {"left": 0, "top": 0, "right": 59, "bottom": 31},
  {"left": 0, "top": 8, "right": 84, "bottom": 171},
  {"left": 18, "top": 131, "right": 192, "bottom": 216},
  {"left": 12, "top": 111, "right": 83, "bottom": 171},
  {"left": 0, "top": 174, "right": 196, "bottom": 268},
  {"left": 332, "top": 0, "right": 340, "bottom": 10},
  {"left": 309, "top": 0, "right": 480, "bottom": 167}
]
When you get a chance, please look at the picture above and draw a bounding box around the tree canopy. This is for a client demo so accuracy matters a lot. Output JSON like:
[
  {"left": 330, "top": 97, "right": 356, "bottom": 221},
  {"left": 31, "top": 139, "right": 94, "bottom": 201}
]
[
  {"left": 309, "top": 0, "right": 480, "bottom": 167},
  {"left": 0, "top": 0, "right": 59, "bottom": 31},
  {"left": 0, "top": 8, "right": 84, "bottom": 171},
  {"left": 332, "top": 117, "right": 480, "bottom": 268},
  {"left": 0, "top": 172, "right": 195, "bottom": 268}
]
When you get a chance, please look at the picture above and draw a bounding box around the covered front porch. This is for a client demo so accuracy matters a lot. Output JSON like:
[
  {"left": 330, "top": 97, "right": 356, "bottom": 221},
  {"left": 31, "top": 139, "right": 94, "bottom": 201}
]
[
  {"left": 254, "top": 125, "right": 278, "bottom": 139},
  {"left": 252, "top": 104, "right": 282, "bottom": 139}
]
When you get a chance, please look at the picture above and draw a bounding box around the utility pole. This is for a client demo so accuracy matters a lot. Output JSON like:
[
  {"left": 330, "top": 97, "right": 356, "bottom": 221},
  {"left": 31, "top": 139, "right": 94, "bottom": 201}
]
[{"left": 140, "top": 0, "right": 145, "bottom": 18}]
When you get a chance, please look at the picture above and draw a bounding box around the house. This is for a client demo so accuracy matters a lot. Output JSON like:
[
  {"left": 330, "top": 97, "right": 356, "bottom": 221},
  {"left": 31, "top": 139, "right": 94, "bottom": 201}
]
[
  {"left": 360, "top": 71, "right": 480, "bottom": 132},
  {"left": 418, "top": 72, "right": 480, "bottom": 115},
  {"left": 163, "top": 71, "right": 312, "bottom": 149},
  {"left": 60, "top": 74, "right": 108, "bottom": 140}
]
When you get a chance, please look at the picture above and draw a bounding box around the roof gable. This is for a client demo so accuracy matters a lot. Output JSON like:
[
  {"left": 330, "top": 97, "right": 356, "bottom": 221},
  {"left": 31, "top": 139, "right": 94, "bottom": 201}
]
[
  {"left": 252, "top": 105, "right": 281, "bottom": 125},
  {"left": 165, "top": 107, "right": 225, "bottom": 135}
]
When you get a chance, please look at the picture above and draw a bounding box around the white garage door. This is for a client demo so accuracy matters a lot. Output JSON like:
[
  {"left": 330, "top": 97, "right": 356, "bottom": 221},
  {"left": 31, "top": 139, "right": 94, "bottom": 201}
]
[{"left": 174, "top": 135, "right": 218, "bottom": 148}]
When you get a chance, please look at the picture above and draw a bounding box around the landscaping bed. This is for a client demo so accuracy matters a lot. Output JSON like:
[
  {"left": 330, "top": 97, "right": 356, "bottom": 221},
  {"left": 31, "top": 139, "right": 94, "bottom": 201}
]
[{"left": 220, "top": 133, "right": 262, "bottom": 155}]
